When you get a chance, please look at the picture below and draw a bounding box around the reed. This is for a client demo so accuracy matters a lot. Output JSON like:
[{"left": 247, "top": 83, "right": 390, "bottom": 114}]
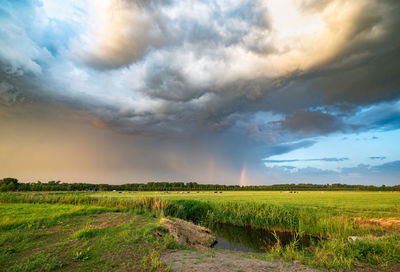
[{"left": 0, "top": 192, "right": 358, "bottom": 237}]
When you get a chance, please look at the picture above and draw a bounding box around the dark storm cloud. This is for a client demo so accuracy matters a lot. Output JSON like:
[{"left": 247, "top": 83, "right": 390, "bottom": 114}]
[
  {"left": 309, "top": 48, "right": 400, "bottom": 107},
  {"left": 140, "top": 64, "right": 203, "bottom": 102},
  {"left": 262, "top": 140, "right": 316, "bottom": 158},
  {"left": 275, "top": 110, "right": 357, "bottom": 135},
  {"left": 223, "top": 0, "right": 400, "bottom": 124},
  {"left": 2, "top": 0, "right": 400, "bottom": 138},
  {"left": 242, "top": 108, "right": 364, "bottom": 145},
  {"left": 348, "top": 100, "right": 400, "bottom": 131}
]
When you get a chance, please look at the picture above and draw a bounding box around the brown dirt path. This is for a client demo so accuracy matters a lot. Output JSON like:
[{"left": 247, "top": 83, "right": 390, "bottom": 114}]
[{"left": 162, "top": 250, "right": 321, "bottom": 272}]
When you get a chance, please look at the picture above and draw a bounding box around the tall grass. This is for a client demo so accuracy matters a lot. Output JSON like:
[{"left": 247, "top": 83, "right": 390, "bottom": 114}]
[{"left": 0, "top": 192, "right": 357, "bottom": 237}]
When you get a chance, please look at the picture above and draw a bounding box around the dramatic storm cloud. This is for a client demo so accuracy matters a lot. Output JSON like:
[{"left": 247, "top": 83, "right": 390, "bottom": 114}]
[{"left": 1, "top": 0, "right": 399, "bottom": 185}]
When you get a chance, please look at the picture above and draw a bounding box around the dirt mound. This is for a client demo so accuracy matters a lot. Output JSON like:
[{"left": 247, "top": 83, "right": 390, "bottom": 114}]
[{"left": 161, "top": 218, "right": 216, "bottom": 249}]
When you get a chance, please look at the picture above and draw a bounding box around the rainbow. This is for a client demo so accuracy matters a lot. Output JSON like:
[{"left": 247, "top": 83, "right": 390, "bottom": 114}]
[{"left": 239, "top": 163, "right": 246, "bottom": 187}]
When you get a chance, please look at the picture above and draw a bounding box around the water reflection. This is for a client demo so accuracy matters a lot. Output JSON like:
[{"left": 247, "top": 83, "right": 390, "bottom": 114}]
[{"left": 208, "top": 222, "right": 317, "bottom": 253}]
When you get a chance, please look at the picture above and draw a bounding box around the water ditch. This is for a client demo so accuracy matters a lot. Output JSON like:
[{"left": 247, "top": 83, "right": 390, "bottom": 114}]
[{"left": 207, "top": 222, "right": 320, "bottom": 253}]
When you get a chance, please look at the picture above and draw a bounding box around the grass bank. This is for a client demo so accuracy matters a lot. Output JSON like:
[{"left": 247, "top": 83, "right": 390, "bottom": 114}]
[{"left": 0, "top": 202, "right": 179, "bottom": 272}]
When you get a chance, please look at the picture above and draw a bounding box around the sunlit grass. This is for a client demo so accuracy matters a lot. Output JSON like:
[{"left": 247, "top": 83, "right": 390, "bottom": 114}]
[
  {"left": 0, "top": 203, "right": 112, "bottom": 230},
  {"left": 90, "top": 191, "right": 400, "bottom": 212},
  {"left": 0, "top": 202, "right": 174, "bottom": 271}
]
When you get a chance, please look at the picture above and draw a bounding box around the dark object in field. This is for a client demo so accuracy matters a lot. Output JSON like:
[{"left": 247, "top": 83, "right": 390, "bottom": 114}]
[{"left": 209, "top": 239, "right": 218, "bottom": 248}]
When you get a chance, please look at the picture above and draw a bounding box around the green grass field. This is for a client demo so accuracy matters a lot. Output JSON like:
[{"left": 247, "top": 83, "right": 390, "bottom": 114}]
[
  {"left": 1, "top": 191, "right": 400, "bottom": 271},
  {"left": 0, "top": 202, "right": 177, "bottom": 272},
  {"left": 90, "top": 191, "right": 400, "bottom": 213}
]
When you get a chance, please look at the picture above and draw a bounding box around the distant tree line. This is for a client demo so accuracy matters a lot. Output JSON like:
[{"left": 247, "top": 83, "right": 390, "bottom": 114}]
[{"left": 1, "top": 177, "right": 399, "bottom": 192}]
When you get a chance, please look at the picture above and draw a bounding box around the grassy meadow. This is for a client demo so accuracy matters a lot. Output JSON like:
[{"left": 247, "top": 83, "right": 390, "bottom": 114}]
[
  {"left": 91, "top": 190, "right": 400, "bottom": 212},
  {"left": 0, "top": 201, "right": 179, "bottom": 272},
  {"left": 1, "top": 191, "right": 400, "bottom": 271}
]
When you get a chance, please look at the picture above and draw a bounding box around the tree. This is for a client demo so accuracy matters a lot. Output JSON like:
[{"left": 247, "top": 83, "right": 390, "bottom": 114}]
[{"left": 0, "top": 178, "right": 19, "bottom": 191}]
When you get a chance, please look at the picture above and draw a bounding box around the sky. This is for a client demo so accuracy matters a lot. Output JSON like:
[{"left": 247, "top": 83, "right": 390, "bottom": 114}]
[{"left": 0, "top": 0, "right": 399, "bottom": 185}]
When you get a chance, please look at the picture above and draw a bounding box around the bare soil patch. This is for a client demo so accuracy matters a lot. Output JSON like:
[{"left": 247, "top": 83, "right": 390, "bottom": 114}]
[
  {"left": 162, "top": 250, "right": 321, "bottom": 272},
  {"left": 88, "top": 212, "right": 135, "bottom": 229},
  {"left": 353, "top": 217, "right": 400, "bottom": 231},
  {"left": 336, "top": 209, "right": 392, "bottom": 214}
]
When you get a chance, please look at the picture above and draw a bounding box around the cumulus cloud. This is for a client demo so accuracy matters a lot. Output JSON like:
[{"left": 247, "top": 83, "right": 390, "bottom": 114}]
[
  {"left": 2, "top": 0, "right": 400, "bottom": 128},
  {"left": 71, "top": 0, "right": 164, "bottom": 69}
]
